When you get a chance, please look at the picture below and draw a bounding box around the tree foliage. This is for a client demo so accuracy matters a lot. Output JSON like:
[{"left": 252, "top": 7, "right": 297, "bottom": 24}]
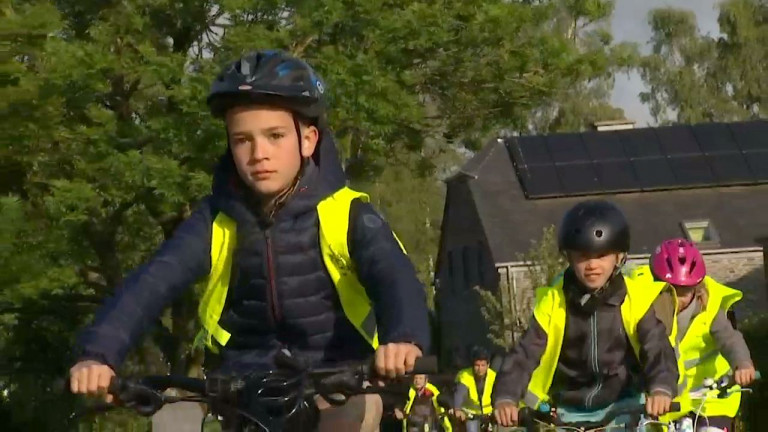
[
  {"left": 639, "top": 0, "right": 768, "bottom": 124},
  {"left": 529, "top": 0, "right": 639, "bottom": 133},
  {"left": 1, "top": 0, "right": 640, "bottom": 429}
]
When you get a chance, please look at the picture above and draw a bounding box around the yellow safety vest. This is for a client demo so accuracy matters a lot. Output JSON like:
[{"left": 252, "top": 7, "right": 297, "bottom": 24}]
[
  {"left": 630, "top": 265, "right": 687, "bottom": 386},
  {"left": 403, "top": 382, "right": 452, "bottom": 432},
  {"left": 630, "top": 266, "right": 744, "bottom": 419},
  {"left": 524, "top": 275, "right": 666, "bottom": 409},
  {"left": 456, "top": 368, "right": 496, "bottom": 415},
  {"left": 197, "top": 187, "right": 405, "bottom": 352},
  {"left": 675, "top": 278, "right": 743, "bottom": 419}
]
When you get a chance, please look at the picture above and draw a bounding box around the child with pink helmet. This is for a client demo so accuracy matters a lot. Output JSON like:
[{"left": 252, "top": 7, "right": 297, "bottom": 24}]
[{"left": 638, "top": 237, "right": 756, "bottom": 431}]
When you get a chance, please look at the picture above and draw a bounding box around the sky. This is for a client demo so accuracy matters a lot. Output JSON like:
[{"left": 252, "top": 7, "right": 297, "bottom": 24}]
[{"left": 609, "top": 0, "right": 722, "bottom": 127}]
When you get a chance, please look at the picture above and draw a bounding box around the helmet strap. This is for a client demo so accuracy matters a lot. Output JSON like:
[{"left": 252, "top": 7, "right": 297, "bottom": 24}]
[{"left": 613, "top": 253, "right": 627, "bottom": 275}]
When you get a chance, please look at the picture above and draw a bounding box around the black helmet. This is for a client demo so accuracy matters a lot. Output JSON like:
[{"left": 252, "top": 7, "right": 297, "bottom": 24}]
[
  {"left": 470, "top": 346, "right": 490, "bottom": 362},
  {"left": 207, "top": 50, "right": 326, "bottom": 122},
  {"left": 558, "top": 200, "right": 630, "bottom": 254}
]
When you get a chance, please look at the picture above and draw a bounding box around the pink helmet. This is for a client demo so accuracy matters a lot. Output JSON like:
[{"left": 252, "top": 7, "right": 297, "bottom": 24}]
[{"left": 650, "top": 238, "right": 706, "bottom": 287}]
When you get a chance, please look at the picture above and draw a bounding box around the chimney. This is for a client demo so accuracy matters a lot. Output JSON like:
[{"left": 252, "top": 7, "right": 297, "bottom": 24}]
[{"left": 592, "top": 119, "right": 636, "bottom": 132}]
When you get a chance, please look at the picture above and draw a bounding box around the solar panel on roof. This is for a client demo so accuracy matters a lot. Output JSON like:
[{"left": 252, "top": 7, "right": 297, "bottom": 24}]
[
  {"left": 668, "top": 156, "right": 715, "bottom": 186},
  {"left": 632, "top": 157, "right": 676, "bottom": 189},
  {"left": 546, "top": 133, "right": 590, "bottom": 163},
  {"left": 743, "top": 151, "right": 768, "bottom": 180},
  {"left": 582, "top": 131, "right": 625, "bottom": 161},
  {"left": 656, "top": 125, "right": 701, "bottom": 156},
  {"left": 618, "top": 128, "right": 663, "bottom": 159},
  {"left": 594, "top": 160, "right": 638, "bottom": 191},
  {"left": 514, "top": 136, "right": 551, "bottom": 165},
  {"left": 692, "top": 123, "right": 740, "bottom": 153},
  {"left": 730, "top": 121, "right": 768, "bottom": 152},
  {"left": 518, "top": 164, "right": 563, "bottom": 197},
  {"left": 706, "top": 153, "right": 754, "bottom": 184},
  {"left": 556, "top": 163, "right": 601, "bottom": 195},
  {"left": 507, "top": 120, "right": 768, "bottom": 199}
]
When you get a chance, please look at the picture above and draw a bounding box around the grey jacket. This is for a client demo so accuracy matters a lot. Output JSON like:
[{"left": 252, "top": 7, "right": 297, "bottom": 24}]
[{"left": 492, "top": 269, "right": 679, "bottom": 410}]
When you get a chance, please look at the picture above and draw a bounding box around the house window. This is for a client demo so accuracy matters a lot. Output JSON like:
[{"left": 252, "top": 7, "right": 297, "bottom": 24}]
[{"left": 680, "top": 219, "right": 720, "bottom": 247}]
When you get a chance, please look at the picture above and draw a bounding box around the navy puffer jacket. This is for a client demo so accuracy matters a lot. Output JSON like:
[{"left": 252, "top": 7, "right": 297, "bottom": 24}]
[{"left": 76, "top": 145, "right": 430, "bottom": 373}]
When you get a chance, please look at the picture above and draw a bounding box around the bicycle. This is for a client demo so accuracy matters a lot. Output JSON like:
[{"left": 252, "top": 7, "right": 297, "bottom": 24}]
[
  {"left": 67, "top": 349, "right": 438, "bottom": 431},
  {"left": 513, "top": 395, "right": 683, "bottom": 432},
  {"left": 401, "top": 394, "right": 452, "bottom": 432},
  {"left": 666, "top": 370, "right": 762, "bottom": 432},
  {"left": 404, "top": 412, "right": 443, "bottom": 432},
  {"left": 463, "top": 411, "right": 495, "bottom": 432}
]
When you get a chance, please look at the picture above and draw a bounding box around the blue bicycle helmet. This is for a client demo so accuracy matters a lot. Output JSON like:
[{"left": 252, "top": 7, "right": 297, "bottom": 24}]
[{"left": 207, "top": 50, "right": 327, "bottom": 123}]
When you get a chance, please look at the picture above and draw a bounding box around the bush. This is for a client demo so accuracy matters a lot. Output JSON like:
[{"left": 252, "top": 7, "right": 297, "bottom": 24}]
[{"left": 477, "top": 225, "right": 566, "bottom": 351}]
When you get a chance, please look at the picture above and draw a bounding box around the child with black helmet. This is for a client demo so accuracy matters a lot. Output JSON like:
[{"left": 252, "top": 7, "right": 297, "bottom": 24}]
[{"left": 492, "top": 200, "right": 679, "bottom": 428}]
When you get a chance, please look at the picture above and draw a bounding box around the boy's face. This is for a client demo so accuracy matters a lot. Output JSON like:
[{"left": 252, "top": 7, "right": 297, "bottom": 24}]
[
  {"left": 413, "top": 374, "right": 427, "bottom": 389},
  {"left": 568, "top": 250, "right": 623, "bottom": 291},
  {"left": 473, "top": 359, "right": 489, "bottom": 377},
  {"left": 226, "top": 105, "right": 318, "bottom": 198}
]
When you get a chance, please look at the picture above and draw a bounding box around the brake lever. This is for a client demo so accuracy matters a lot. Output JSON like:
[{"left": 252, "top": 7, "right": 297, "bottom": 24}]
[
  {"left": 315, "top": 370, "right": 363, "bottom": 406},
  {"left": 117, "top": 381, "right": 166, "bottom": 417}
]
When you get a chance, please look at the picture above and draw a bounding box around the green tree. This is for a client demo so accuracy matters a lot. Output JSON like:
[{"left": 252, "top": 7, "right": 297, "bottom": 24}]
[
  {"left": 1, "top": 0, "right": 642, "bottom": 428},
  {"left": 639, "top": 0, "right": 767, "bottom": 124},
  {"left": 529, "top": 0, "right": 639, "bottom": 133}
]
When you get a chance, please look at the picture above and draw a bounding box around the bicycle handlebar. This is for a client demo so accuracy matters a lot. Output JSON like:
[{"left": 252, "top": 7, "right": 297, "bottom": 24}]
[
  {"left": 688, "top": 369, "right": 761, "bottom": 399},
  {"left": 101, "top": 352, "right": 437, "bottom": 430},
  {"left": 517, "top": 401, "right": 682, "bottom": 429}
]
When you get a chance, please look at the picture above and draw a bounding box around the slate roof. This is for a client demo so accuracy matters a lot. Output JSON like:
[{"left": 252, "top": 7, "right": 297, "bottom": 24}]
[{"left": 446, "top": 120, "right": 768, "bottom": 263}]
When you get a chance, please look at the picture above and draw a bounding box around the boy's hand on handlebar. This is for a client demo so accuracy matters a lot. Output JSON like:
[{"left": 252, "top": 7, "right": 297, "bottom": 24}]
[
  {"left": 645, "top": 392, "right": 672, "bottom": 417},
  {"left": 494, "top": 401, "right": 519, "bottom": 427},
  {"left": 454, "top": 409, "right": 467, "bottom": 422},
  {"left": 735, "top": 365, "right": 756, "bottom": 386},
  {"left": 69, "top": 360, "right": 116, "bottom": 403},
  {"left": 374, "top": 342, "right": 422, "bottom": 378}
]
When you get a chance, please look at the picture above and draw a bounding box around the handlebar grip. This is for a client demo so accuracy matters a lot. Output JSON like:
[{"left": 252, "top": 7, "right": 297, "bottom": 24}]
[
  {"left": 412, "top": 356, "right": 438, "bottom": 374},
  {"left": 107, "top": 376, "right": 123, "bottom": 395},
  {"left": 669, "top": 402, "right": 681, "bottom": 412},
  {"left": 517, "top": 407, "right": 543, "bottom": 428}
]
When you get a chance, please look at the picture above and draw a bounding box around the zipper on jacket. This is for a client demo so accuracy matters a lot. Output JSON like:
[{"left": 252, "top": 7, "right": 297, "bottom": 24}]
[
  {"left": 585, "top": 311, "right": 602, "bottom": 408},
  {"left": 265, "top": 229, "right": 281, "bottom": 323}
]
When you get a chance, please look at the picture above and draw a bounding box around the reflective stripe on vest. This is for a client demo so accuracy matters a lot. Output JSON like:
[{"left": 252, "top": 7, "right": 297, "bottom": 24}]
[
  {"left": 675, "top": 277, "right": 743, "bottom": 418},
  {"left": 197, "top": 186, "right": 406, "bottom": 352},
  {"left": 523, "top": 275, "right": 665, "bottom": 409},
  {"left": 456, "top": 368, "right": 496, "bottom": 415},
  {"left": 197, "top": 212, "right": 237, "bottom": 350}
]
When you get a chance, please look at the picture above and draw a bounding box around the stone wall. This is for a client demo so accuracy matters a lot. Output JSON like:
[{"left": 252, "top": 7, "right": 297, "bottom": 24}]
[{"left": 497, "top": 249, "right": 767, "bottom": 324}]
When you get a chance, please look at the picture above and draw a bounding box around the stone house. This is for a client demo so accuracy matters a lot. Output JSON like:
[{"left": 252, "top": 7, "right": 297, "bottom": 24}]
[{"left": 434, "top": 119, "right": 768, "bottom": 366}]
